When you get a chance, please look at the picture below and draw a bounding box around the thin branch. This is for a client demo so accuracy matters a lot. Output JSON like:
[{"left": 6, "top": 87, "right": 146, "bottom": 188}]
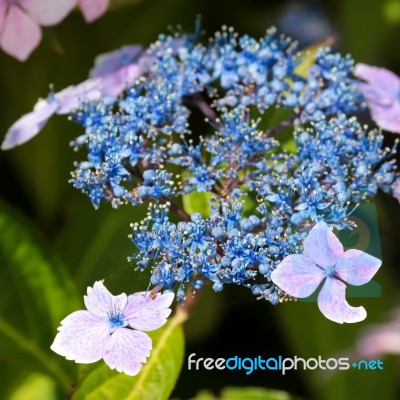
[{"left": 264, "top": 115, "right": 296, "bottom": 138}]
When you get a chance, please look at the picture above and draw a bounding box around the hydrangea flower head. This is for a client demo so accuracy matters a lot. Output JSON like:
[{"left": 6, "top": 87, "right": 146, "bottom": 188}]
[
  {"left": 354, "top": 63, "right": 400, "bottom": 133},
  {"left": 51, "top": 281, "right": 174, "bottom": 375},
  {"left": 271, "top": 221, "right": 382, "bottom": 323}
]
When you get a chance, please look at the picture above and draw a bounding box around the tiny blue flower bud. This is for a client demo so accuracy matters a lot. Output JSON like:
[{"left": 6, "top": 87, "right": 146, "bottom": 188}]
[
  {"left": 212, "top": 282, "right": 223, "bottom": 292},
  {"left": 211, "top": 226, "right": 225, "bottom": 239}
]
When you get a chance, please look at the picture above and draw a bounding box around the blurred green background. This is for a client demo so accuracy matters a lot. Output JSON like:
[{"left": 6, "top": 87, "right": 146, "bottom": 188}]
[{"left": 1, "top": 0, "right": 400, "bottom": 399}]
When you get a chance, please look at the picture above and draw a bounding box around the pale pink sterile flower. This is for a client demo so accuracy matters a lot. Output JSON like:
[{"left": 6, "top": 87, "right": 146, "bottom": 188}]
[
  {"left": 78, "top": 0, "right": 109, "bottom": 23},
  {"left": 271, "top": 221, "right": 382, "bottom": 324},
  {"left": 89, "top": 44, "right": 144, "bottom": 97},
  {"left": 392, "top": 178, "right": 400, "bottom": 203},
  {"left": 1, "top": 44, "right": 144, "bottom": 150},
  {"left": 0, "top": 0, "right": 76, "bottom": 61},
  {"left": 1, "top": 78, "right": 103, "bottom": 150},
  {"left": 354, "top": 63, "right": 400, "bottom": 133},
  {"left": 356, "top": 310, "right": 400, "bottom": 358},
  {"left": 51, "top": 281, "right": 174, "bottom": 376}
]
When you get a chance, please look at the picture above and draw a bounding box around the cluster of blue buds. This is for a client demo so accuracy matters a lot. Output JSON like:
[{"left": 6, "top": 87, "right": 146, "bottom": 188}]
[{"left": 68, "top": 26, "right": 398, "bottom": 304}]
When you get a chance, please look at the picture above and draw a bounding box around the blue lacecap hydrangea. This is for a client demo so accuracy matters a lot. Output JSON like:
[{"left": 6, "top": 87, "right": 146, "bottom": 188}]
[{"left": 68, "top": 25, "right": 398, "bottom": 304}]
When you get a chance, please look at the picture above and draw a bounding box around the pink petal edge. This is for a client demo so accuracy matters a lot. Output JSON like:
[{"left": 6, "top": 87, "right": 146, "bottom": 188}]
[
  {"left": 317, "top": 277, "right": 367, "bottom": 324},
  {"left": 1, "top": 100, "right": 58, "bottom": 150},
  {"left": 270, "top": 254, "right": 324, "bottom": 298},
  {"left": 78, "top": 0, "right": 109, "bottom": 23}
]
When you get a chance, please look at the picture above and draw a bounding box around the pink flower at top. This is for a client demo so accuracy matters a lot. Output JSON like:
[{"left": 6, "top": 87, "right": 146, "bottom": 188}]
[
  {"left": 1, "top": 44, "right": 144, "bottom": 150},
  {"left": 78, "top": 0, "right": 109, "bottom": 23},
  {"left": 51, "top": 281, "right": 174, "bottom": 375},
  {"left": 0, "top": 0, "right": 109, "bottom": 61},
  {"left": 0, "top": 0, "right": 75, "bottom": 61},
  {"left": 354, "top": 63, "right": 400, "bottom": 133},
  {"left": 271, "top": 221, "right": 381, "bottom": 324}
]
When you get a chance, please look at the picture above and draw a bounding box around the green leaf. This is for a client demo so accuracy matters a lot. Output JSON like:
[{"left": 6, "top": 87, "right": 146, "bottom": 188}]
[
  {"left": 191, "top": 390, "right": 216, "bottom": 400},
  {"left": 221, "top": 387, "right": 299, "bottom": 400},
  {"left": 384, "top": 1, "right": 400, "bottom": 24},
  {"left": 72, "top": 309, "right": 187, "bottom": 400},
  {"left": 182, "top": 192, "right": 213, "bottom": 217},
  {"left": 192, "top": 387, "right": 301, "bottom": 400},
  {"left": 9, "top": 373, "right": 57, "bottom": 400},
  {"left": 0, "top": 200, "right": 80, "bottom": 391},
  {"left": 54, "top": 197, "right": 149, "bottom": 293}
]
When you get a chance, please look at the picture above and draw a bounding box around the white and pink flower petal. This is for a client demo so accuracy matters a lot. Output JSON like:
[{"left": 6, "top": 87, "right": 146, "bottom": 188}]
[
  {"left": 354, "top": 63, "right": 400, "bottom": 95},
  {"left": 0, "top": 3, "right": 6, "bottom": 32},
  {"left": 317, "top": 277, "right": 367, "bottom": 324},
  {"left": 102, "top": 328, "right": 152, "bottom": 376},
  {"left": 1, "top": 100, "right": 58, "bottom": 150},
  {"left": 304, "top": 221, "right": 344, "bottom": 269},
  {"left": 19, "top": 0, "right": 75, "bottom": 26},
  {"left": 368, "top": 101, "right": 400, "bottom": 133},
  {"left": 90, "top": 45, "right": 143, "bottom": 78},
  {"left": 78, "top": 0, "right": 109, "bottom": 23},
  {"left": 56, "top": 78, "right": 103, "bottom": 114},
  {"left": 124, "top": 292, "right": 174, "bottom": 331},
  {"left": 51, "top": 310, "right": 110, "bottom": 363},
  {"left": 271, "top": 254, "right": 325, "bottom": 298},
  {"left": 84, "top": 281, "right": 128, "bottom": 318},
  {"left": 335, "top": 249, "right": 381, "bottom": 286},
  {"left": 0, "top": 5, "right": 41, "bottom": 61},
  {"left": 98, "top": 64, "right": 142, "bottom": 97}
]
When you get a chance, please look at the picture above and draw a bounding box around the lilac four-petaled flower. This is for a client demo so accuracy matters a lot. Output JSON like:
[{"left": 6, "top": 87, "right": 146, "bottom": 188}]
[
  {"left": 51, "top": 281, "right": 174, "bottom": 376},
  {"left": 1, "top": 44, "right": 143, "bottom": 150},
  {"left": 271, "top": 221, "right": 381, "bottom": 324},
  {"left": 354, "top": 63, "right": 400, "bottom": 133}
]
